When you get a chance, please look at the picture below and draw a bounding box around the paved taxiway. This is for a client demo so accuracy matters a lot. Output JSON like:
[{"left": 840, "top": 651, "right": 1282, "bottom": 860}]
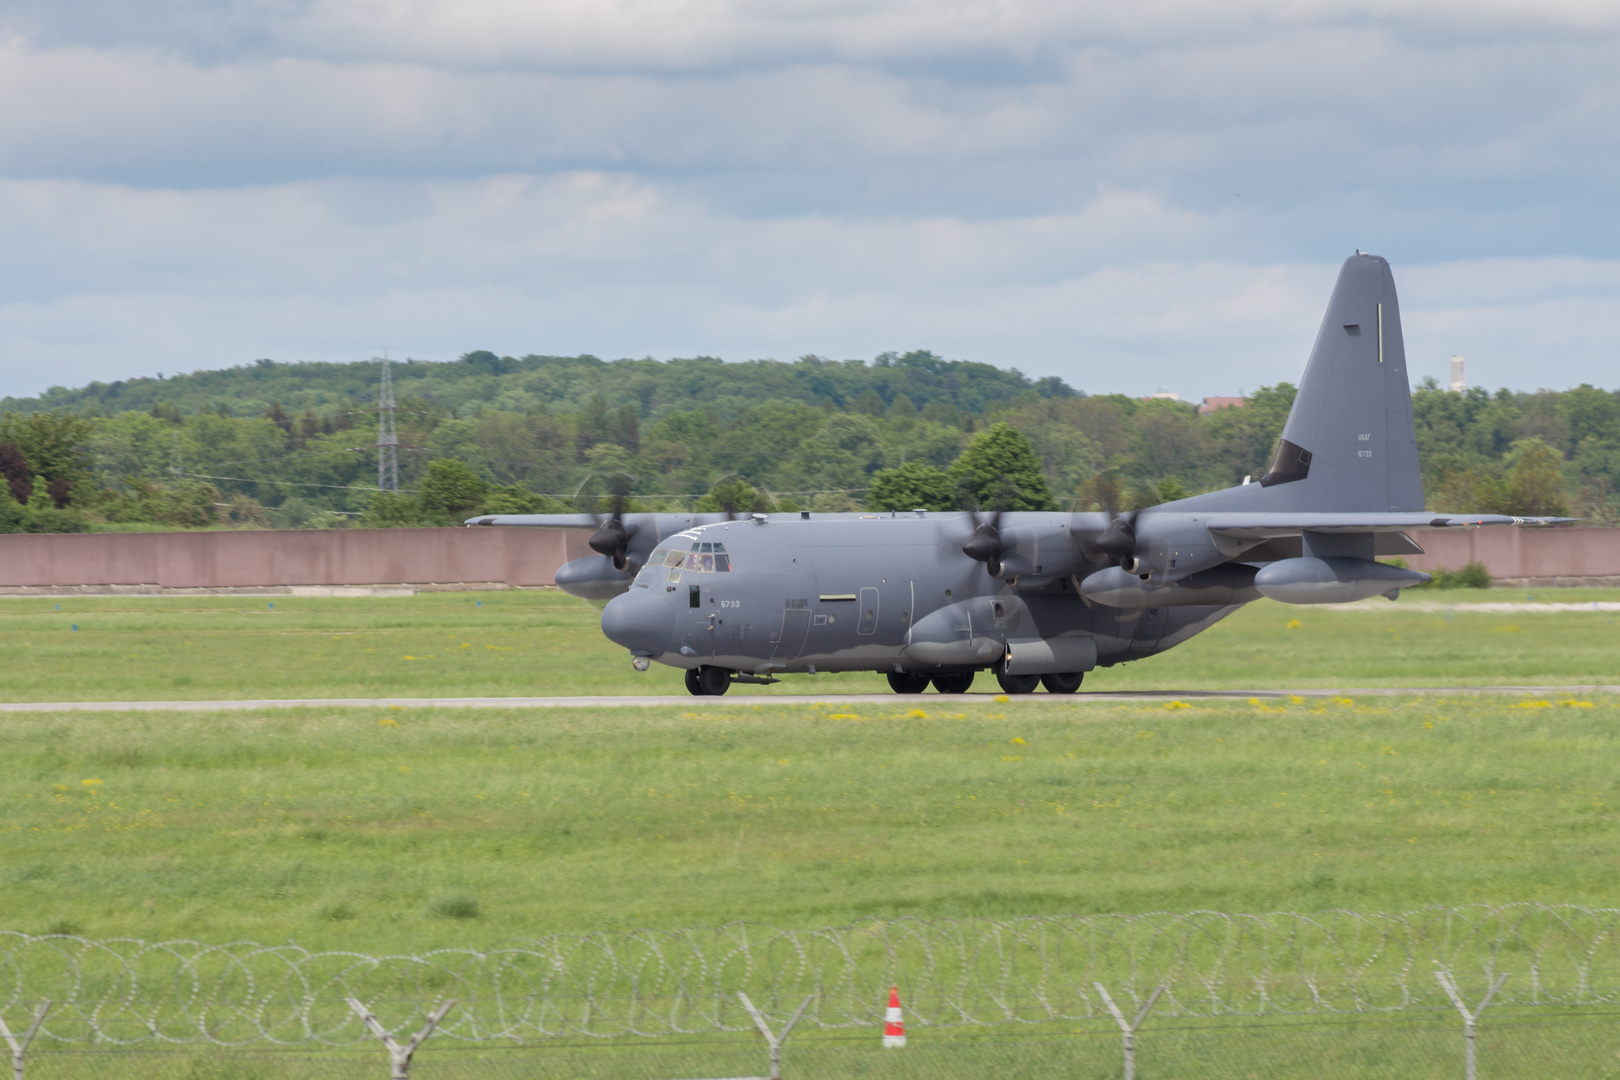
[{"left": 0, "top": 686, "right": 1612, "bottom": 711}]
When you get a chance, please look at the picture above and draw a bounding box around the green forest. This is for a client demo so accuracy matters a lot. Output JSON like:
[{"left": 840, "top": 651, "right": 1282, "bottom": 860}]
[{"left": 0, "top": 349, "right": 1614, "bottom": 531}]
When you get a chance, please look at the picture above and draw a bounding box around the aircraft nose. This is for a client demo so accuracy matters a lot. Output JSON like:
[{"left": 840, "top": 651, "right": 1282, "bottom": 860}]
[{"left": 600, "top": 588, "right": 675, "bottom": 657}]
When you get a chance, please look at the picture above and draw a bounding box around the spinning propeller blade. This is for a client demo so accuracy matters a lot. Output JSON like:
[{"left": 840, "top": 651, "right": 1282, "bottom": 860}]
[
  {"left": 1074, "top": 473, "right": 1144, "bottom": 573},
  {"left": 587, "top": 475, "right": 636, "bottom": 570}
]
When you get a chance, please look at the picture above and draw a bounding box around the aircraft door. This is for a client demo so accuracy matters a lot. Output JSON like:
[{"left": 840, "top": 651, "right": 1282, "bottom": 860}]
[
  {"left": 770, "top": 602, "right": 812, "bottom": 659},
  {"left": 856, "top": 587, "right": 878, "bottom": 635},
  {"left": 680, "top": 582, "right": 715, "bottom": 657}
]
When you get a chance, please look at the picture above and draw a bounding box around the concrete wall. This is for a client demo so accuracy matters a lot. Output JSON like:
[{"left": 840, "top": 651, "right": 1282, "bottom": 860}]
[
  {"left": 0, "top": 527, "right": 598, "bottom": 591},
  {"left": 0, "top": 525, "right": 1613, "bottom": 592},
  {"left": 1402, "top": 527, "right": 1620, "bottom": 587}
]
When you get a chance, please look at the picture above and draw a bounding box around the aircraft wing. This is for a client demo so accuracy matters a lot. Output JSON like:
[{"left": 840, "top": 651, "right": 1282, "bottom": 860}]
[
  {"left": 466, "top": 513, "right": 600, "bottom": 527},
  {"left": 1200, "top": 512, "right": 1572, "bottom": 540},
  {"left": 467, "top": 511, "right": 809, "bottom": 529}
]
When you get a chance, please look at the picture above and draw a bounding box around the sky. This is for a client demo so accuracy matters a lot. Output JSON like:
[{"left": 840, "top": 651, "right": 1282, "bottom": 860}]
[{"left": 1, "top": 0, "right": 1618, "bottom": 402}]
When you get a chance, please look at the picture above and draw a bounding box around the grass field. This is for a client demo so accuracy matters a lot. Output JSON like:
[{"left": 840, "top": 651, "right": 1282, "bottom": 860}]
[
  {"left": 0, "top": 587, "right": 1616, "bottom": 701},
  {"left": 21, "top": 1016, "right": 1620, "bottom": 1080},
  {"left": 4, "top": 592, "right": 1618, "bottom": 1077},
  {"left": 3, "top": 693, "right": 1617, "bottom": 949}
]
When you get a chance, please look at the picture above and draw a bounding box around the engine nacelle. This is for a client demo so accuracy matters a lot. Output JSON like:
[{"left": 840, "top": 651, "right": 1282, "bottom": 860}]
[
  {"left": 993, "top": 523, "right": 1084, "bottom": 582},
  {"left": 1253, "top": 557, "right": 1429, "bottom": 604},
  {"left": 555, "top": 555, "right": 636, "bottom": 602}
]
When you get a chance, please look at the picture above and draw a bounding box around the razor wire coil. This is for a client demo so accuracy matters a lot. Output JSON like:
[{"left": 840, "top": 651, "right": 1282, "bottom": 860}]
[{"left": 4, "top": 904, "right": 1620, "bottom": 1047}]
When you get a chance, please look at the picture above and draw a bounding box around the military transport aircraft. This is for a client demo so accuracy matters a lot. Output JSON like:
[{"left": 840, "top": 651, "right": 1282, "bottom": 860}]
[{"left": 469, "top": 254, "right": 1564, "bottom": 696}]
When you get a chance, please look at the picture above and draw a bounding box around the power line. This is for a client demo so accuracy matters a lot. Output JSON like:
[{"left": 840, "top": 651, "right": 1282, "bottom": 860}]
[{"left": 185, "top": 473, "right": 406, "bottom": 493}]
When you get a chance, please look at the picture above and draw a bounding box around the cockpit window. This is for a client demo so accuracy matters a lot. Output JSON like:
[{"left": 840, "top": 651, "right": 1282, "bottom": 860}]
[{"left": 677, "top": 542, "right": 730, "bottom": 573}]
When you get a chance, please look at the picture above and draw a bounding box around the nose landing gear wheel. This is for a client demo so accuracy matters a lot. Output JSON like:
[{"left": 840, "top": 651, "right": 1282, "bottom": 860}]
[
  {"left": 1040, "top": 671, "right": 1084, "bottom": 694},
  {"left": 699, "top": 663, "right": 732, "bottom": 696},
  {"left": 995, "top": 671, "right": 1041, "bottom": 694},
  {"left": 931, "top": 672, "right": 975, "bottom": 694},
  {"left": 685, "top": 667, "right": 732, "bottom": 696},
  {"left": 887, "top": 671, "right": 932, "bottom": 694}
]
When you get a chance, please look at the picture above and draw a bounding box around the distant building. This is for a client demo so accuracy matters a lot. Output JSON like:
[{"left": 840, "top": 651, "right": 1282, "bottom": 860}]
[
  {"left": 1450, "top": 355, "right": 1466, "bottom": 393},
  {"left": 1144, "top": 388, "right": 1181, "bottom": 402},
  {"left": 1199, "top": 396, "right": 1246, "bottom": 415}
]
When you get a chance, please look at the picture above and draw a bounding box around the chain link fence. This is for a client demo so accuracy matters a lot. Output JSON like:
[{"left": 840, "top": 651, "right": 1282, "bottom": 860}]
[{"left": 6, "top": 904, "right": 1620, "bottom": 1077}]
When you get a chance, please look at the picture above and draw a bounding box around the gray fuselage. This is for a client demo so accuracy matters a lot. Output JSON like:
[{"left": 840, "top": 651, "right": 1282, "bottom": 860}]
[{"left": 599, "top": 512, "right": 1236, "bottom": 676}]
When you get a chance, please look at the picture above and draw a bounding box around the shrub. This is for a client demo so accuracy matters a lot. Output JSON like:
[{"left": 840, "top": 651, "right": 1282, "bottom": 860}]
[
  {"left": 418, "top": 460, "right": 488, "bottom": 524},
  {"left": 865, "top": 461, "right": 955, "bottom": 512},
  {"left": 359, "top": 490, "right": 431, "bottom": 528},
  {"left": 946, "top": 423, "right": 1059, "bottom": 511},
  {"left": 0, "top": 443, "right": 32, "bottom": 504},
  {"left": 1426, "top": 561, "right": 1493, "bottom": 589}
]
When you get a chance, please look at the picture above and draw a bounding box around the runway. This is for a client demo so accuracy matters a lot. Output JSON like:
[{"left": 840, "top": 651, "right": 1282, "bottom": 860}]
[{"left": 0, "top": 685, "right": 1612, "bottom": 712}]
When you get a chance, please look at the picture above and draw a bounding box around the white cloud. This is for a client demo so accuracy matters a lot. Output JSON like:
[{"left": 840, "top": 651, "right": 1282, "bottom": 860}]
[
  {"left": 5, "top": 169, "right": 1614, "bottom": 402},
  {"left": 1, "top": 1, "right": 1619, "bottom": 400}
]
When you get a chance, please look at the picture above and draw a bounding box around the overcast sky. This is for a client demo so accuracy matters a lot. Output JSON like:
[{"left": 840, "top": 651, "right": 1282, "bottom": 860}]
[{"left": 2, "top": 0, "right": 1618, "bottom": 401}]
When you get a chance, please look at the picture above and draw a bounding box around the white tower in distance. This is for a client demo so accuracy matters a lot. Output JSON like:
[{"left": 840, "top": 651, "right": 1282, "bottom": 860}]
[{"left": 1449, "top": 355, "right": 1466, "bottom": 394}]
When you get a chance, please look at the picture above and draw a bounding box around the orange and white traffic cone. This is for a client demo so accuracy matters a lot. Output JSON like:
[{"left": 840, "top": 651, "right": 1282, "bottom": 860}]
[{"left": 882, "top": 985, "right": 906, "bottom": 1048}]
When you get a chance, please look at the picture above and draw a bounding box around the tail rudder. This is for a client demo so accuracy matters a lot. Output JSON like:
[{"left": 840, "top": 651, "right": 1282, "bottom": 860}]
[{"left": 1258, "top": 253, "right": 1423, "bottom": 512}]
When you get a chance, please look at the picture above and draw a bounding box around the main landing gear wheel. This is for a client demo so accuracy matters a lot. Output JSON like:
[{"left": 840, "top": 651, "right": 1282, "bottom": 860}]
[
  {"left": 931, "top": 672, "right": 975, "bottom": 694},
  {"left": 887, "top": 671, "right": 932, "bottom": 694},
  {"left": 1040, "top": 671, "right": 1085, "bottom": 694},
  {"left": 685, "top": 666, "right": 732, "bottom": 696},
  {"left": 995, "top": 671, "right": 1041, "bottom": 695}
]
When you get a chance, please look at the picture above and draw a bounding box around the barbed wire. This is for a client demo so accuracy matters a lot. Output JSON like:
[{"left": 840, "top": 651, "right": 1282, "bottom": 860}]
[{"left": 4, "top": 905, "right": 1619, "bottom": 1048}]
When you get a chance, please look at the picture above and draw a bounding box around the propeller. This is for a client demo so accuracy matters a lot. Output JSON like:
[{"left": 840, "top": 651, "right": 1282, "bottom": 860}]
[
  {"left": 960, "top": 508, "right": 1006, "bottom": 577},
  {"left": 1077, "top": 473, "right": 1144, "bottom": 574},
  {"left": 1093, "top": 507, "right": 1139, "bottom": 568},
  {"left": 587, "top": 475, "right": 637, "bottom": 570}
]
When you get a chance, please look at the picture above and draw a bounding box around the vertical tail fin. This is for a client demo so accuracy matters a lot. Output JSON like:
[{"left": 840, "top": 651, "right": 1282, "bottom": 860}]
[{"left": 1258, "top": 253, "right": 1423, "bottom": 512}]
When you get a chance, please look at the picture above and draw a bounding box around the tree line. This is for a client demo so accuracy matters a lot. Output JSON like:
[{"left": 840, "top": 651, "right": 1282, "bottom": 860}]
[{"left": 0, "top": 351, "right": 1613, "bottom": 532}]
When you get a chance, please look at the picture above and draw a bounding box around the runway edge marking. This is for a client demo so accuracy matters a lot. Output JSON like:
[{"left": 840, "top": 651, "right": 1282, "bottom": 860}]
[{"left": 0, "top": 687, "right": 1614, "bottom": 712}]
